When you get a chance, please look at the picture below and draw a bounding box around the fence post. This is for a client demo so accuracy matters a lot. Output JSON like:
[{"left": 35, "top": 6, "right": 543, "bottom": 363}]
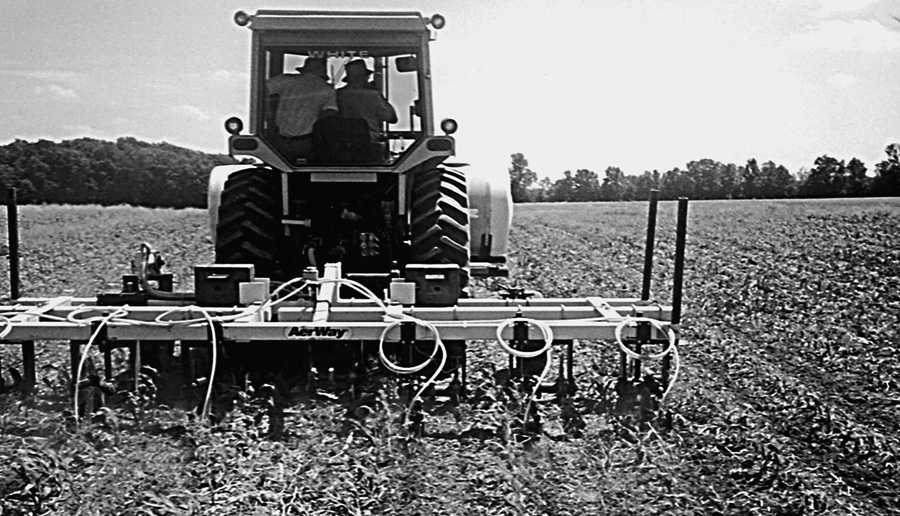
[{"left": 6, "top": 187, "right": 19, "bottom": 300}]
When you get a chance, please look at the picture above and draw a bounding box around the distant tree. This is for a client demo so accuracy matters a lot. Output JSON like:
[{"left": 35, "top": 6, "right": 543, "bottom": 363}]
[
  {"left": 739, "top": 158, "right": 761, "bottom": 198},
  {"left": 660, "top": 167, "right": 690, "bottom": 199},
  {"left": 571, "top": 169, "right": 600, "bottom": 201},
  {"left": 509, "top": 152, "right": 538, "bottom": 203},
  {"left": 21, "top": 154, "right": 54, "bottom": 202},
  {"left": 14, "top": 178, "right": 37, "bottom": 200},
  {"left": 534, "top": 177, "right": 554, "bottom": 202},
  {"left": 0, "top": 163, "right": 14, "bottom": 190},
  {"left": 873, "top": 143, "right": 900, "bottom": 196},
  {"left": 802, "top": 155, "right": 844, "bottom": 198},
  {"left": 844, "top": 158, "right": 868, "bottom": 197},
  {"left": 550, "top": 171, "right": 577, "bottom": 202},
  {"left": 719, "top": 163, "right": 740, "bottom": 199},
  {"left": 758, "top": 161, "right": 796, "bottom": 198},
  {"left": 685, "top": 159, "right": 725, "bottom": 199},
  {"left": 599, "top": 166, "right": 626, "bottom": 201},
  {"left": 630, "top": 170, "right": 660, "bottom": 200}
]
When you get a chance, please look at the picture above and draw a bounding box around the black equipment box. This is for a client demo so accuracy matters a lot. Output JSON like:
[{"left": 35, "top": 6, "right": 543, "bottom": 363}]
[
  {"left": 195, "top": 264, "right": 255, "bottom": 307},
  {"left": 405, "top": 264, "right": 460, "bottom": 306}
]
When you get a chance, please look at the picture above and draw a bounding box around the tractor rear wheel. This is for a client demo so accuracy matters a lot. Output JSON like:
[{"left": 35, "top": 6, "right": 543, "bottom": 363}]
[
  {"left": 215, "top": 168, "right": 281, "bottom": 279},
  {"left": 410, "top": 167, "right": 470, "bottom": 287}
]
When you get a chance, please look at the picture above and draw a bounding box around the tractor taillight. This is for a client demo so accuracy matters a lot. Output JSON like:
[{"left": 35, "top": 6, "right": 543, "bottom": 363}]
[
  {"left": 429, "top": 14, "right": 446, "bottom": 29},
  {"left": 440, "top": 118, "right": 458, "bottom": 135},
  {"left": 225, "top": 117, "right": 243, "bottom": 135},
  {"left": 234, "top": 11, "right": 251, "bottom": 27}
]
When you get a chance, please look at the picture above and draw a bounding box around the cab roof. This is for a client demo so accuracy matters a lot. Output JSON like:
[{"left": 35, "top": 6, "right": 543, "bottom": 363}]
[{"left": 246, "top": 10, "right": 431, "bottom": 33}]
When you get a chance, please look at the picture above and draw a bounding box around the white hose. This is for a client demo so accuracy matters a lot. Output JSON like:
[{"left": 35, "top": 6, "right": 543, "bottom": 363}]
[
  {"left": 312, "top": 278, "right": 389, "bottom": 311},
  {"left": 319, "top": 278, "right": 447, "bottom": 411},
  {"left": 267, "top": 277, "right": 311, "bottom": 302},
  {"left": 67, "top": 303, "right": 220, "bottom": 422},
  {"left": 495, "top": 317, "right": 555, "bottom": 420},
  {"left": 614, "top": 317, "right": 680, "bottom": 403},
  {"left": 495, "top": 317, "right": 554, "bottom": 358},
  {"left": 153, "top": 305, "right": 259, "bottom": 326},
  {"left": 150, "top": 305, "right": 219, "bottom": 420},
  {"left": 196, "top": 307, "right": 218, "bottom": 421},
  {"left": 377, "top": 319, "right": 441, "bottom": 376},
  {"left": 0, "top": 316, "right": 12, "bottom": 340},
  {"left": 66, "top": 306, "right": 160, "bottom": 327},
  {"left": 73, "top": 307, "right": 130, "bottom": 420},
  {"left": 0, "top": 310, "right": 69, "bottom": 323},
  {"left": 377, "top": 317, "right": 447, "bottom": 414}
]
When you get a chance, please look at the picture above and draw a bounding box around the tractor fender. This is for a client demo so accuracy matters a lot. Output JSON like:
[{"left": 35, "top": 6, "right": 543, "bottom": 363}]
[
  {"left": 458, "top": 165, "right": 512, "bottom": 262},
  {"left": 208, "top": 164, "right": 262, "bottom": 243}
]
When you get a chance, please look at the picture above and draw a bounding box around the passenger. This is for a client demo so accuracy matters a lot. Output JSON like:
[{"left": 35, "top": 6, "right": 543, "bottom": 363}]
[
  {"left": 265, "top": 57, "right": 338, "bottom": 160},
  {"left": 336, "top": 60, "right": 398, "bottom": 143}
]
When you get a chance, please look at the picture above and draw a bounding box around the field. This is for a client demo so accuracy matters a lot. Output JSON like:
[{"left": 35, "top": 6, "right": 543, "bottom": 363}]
[{"left": 0, "top": 198, "right": 898, "bottom": 515}]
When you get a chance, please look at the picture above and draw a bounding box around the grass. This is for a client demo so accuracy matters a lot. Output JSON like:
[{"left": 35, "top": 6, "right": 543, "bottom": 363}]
[{"left": 0, "top": 197, "right": 899, "bottom": 514}]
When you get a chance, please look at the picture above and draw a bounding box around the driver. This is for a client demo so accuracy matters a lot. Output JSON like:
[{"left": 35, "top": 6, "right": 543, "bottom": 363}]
[
  {"left": 266, "top": 57, "right": 338, "bottom": 159},
  {"left": 336, "top": 60, "right": 398, "bottom": 142}
]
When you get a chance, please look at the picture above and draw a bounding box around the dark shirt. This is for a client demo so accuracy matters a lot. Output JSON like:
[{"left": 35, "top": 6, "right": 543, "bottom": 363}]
[{"left": 336, "top": 84, "right": 398, "bottom": 140}]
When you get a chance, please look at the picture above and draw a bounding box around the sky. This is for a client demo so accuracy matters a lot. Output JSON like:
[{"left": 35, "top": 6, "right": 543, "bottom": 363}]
[{"left": 1, "top": 0, "right": 899, "bottom": 180}]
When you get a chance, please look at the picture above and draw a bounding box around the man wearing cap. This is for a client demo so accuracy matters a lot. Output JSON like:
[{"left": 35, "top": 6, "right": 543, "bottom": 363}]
[
  {"left": 336, "top": 60, "right": 398, "bottom": 142},
  {"left": 265, "top": 57, "right": 338, "bottom": 160}
]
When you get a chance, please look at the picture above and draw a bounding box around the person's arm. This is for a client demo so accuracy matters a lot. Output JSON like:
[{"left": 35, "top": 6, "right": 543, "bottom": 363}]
[{"left": 379, "top": 95, "right": 398, "bottom": 124}]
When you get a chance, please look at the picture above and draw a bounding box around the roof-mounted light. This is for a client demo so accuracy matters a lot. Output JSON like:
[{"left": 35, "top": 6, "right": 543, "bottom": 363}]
[
  {"left": 428, "top": 14, "right": 446, "bottom": 30},
  {"left": 234, "top": 11, "right": 251, "bottom": 27},
  {"left": 225, "top": 117, "right": 243, "bottom": 135},
  {"left": 440, "top": 118, "right": 458, "bottom": 135}
]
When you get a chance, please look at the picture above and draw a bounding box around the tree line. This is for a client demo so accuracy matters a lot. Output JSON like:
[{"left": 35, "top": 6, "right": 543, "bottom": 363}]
[
  {"left": 4, "top": 137, "right": 899, "bottom": 207},
  {"left": 509, "top": 144, "right": 900, "bottom": 202},
  {"left": 0, "top": 138, "right": 235, "bottom": 208}
]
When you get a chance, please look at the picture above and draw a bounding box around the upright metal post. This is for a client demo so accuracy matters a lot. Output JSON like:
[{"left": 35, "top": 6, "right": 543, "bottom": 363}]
[
  {"left": 400, "top": 321, "right": 417, "bottom": 399},
  {"left": 664, "top": 197, "right": 689, "bottom": 386},
  {"left": 641, "top": 189, "right": 659, "bottom": 301},
  {"left": 513, "top": 318, "right": 529, "bottom": 379},
  {"left": 671, "top": 198, "right": 689, "bottom": 326},
  {"left": 21, "top": 341, "right": 35, "bottom": 395},
  {"left": 70, "top": 341, "right": 82, "bottom": 390},
  {"left": 634, "top": 320, "right": 650, "bottom": 381},
  {"left": 7, "top": 188, "right": 19, "bottom": 300},
  {"left": 5, "top": 188, "right": 32, "bottom": 394}
]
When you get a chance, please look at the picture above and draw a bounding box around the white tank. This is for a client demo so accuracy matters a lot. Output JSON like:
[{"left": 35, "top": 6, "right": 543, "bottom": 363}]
[{"left": 461, "top": 165, "right": 513, "bottom": 262}]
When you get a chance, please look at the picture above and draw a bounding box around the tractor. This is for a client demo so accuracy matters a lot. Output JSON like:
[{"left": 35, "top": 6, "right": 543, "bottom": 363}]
[
  {"left": 203, "top": 10, "right": 514, "bottom": 387},
  {"left": 209, "top": 10, "right": 511, "bottom": 293}
]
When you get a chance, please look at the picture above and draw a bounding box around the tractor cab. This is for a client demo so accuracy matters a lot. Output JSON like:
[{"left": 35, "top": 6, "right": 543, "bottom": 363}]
[{"left": 225, "top": 10, "right": 455, "bottom": 170}]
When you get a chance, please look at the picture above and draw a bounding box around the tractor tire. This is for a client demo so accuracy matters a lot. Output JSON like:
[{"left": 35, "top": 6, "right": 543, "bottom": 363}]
[
  {"left": 410, "top": 167, "right": 470, "bottom": 287},
  {"left": 215, "top": 168, "right": 281, "bottom": 279}
]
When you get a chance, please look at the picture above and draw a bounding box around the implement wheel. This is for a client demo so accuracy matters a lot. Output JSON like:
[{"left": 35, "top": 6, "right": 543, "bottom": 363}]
[
  {"left": 410, "top": 167, "right": 470, "bottom": 287},
  {"left": 215, "top": 168, "right": 281, "bottom": 279}
]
